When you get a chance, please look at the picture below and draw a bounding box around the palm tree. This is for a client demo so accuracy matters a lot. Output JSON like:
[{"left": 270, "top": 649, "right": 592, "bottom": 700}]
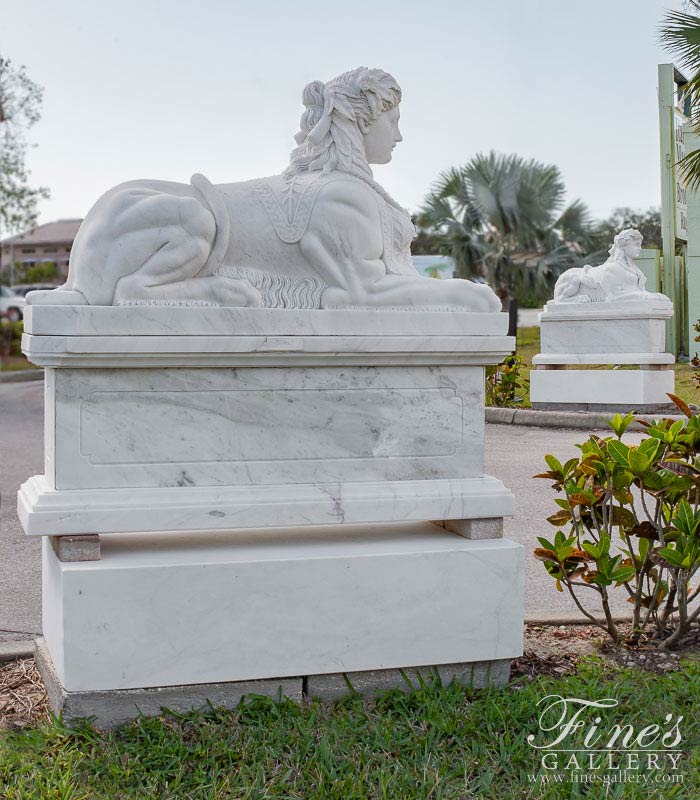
[
  {"left": 660, "top": 2, "right": 700, "bottom": 188},
  {"left": 416, "top": 152, "right": 603, "bottom": 317}
]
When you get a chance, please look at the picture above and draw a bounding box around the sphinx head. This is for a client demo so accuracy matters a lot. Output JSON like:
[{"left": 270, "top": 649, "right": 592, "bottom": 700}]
[
  {"left": 609, "top": 228, "right": 643, "bottom": 262},
  {"left": 284, "top": 67, "right": 402, "bottom": 178}
]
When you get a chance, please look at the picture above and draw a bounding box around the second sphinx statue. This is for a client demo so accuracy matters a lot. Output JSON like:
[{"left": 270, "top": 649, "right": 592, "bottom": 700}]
[{"left": 32, "top": 67, "right": 499, "bottom": 312}]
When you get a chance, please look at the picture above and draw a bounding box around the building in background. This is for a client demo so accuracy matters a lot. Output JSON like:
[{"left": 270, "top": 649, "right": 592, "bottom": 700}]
[
  {"left": 0, "top": 219, "right": 82, "bottom": 280},
  {"left": 0, "top": 232, "right": 459, "bottom": 286}
]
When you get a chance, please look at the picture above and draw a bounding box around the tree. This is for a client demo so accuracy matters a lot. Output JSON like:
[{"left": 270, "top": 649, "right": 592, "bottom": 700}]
[
  {"left": 660, "top": 2, "right": 700, "bottom": 188},
  {"left": 0, "top": 55, "right": 50, "bottom": 272},
  {"left": 416, "top": 152, "right": 603, "bottom": 311},
  {"left": 597, "top": 207, "right": 662, "bottom": 251},
  {"left": 410, "top": 219, "right": 442, "bottom": 255}
]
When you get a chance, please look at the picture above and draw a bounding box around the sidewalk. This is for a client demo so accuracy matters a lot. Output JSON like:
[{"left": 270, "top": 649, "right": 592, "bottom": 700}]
[{"left": 0, "top": 380, "right": 639, "bottom": 645}]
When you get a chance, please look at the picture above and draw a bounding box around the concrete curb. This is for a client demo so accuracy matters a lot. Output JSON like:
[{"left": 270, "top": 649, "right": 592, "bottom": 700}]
[
  {"left": 525, "top": 612, "right": 632, "bottom": 626},
  {"left": 0, "top": 369, "right": 43, "bottom": 384},
  {"left": 0, "top": 641, "right": 35, "bottom": 663},
  {"left": 486, "top": 406, "right": 684, "bottom": 431}
]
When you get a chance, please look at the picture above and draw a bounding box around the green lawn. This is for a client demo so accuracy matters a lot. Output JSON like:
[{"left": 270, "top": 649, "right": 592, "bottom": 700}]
[
  {"left": 0, "top": 357, "right": 40, "bottom": 372},
  {"left": 514, "top": 326, "right": 700, "bottom": 409},
  {"left": 1, "top": 658, "right": 699, "bottom": 799}
]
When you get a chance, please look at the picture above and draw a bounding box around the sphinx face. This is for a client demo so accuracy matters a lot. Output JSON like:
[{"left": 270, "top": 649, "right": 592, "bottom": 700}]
[
  {"left": 362, "top": 105, "right": 402, "bottom": 164},
  {"left": 623, "top": 236, "right": 643, "bottom": 260}
]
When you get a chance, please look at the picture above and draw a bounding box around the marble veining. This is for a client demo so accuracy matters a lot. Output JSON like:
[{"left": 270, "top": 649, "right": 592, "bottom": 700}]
[
  {"left": 24, "top": 306, "right": 510, "bottom": 338},
  {"left": 79, "top": 387, "right": 462, "bottom": 465},
  {"left": 51, "top": 365, "right": 480, "bottom": 490}
]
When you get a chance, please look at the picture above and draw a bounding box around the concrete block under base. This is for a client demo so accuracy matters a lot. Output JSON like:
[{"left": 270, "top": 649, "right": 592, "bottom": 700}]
[
  {"left": 36, "top": 635, "right": 512, "bottom": 727},
  {"left": 530, "top": 368, "right": 674, "bottom": 408},
  {"left": 51, "top": 534, "right": 101, "bottom": 562},
  {"left": 35, "top": 637, "right": 302, "bottom": 730},
  {"left": 305, "top": 660, "right": 511, "bottom": 702},
  {"left": 438, "top": 517, "right": 503, "bottom": 540}
]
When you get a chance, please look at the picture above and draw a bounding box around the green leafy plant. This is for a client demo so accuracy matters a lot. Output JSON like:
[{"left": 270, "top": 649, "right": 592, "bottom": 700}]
[
  {"left": 691, "top": 319, "right": 700, "bottom": 390},
  {"left": 534, "top": 395, "right": 700, "bottom": 648},
  {"left": 0, "top": 319, "right": 23, "bottom": 365},
  {"left": 485, "top": 353, "right": 529, "bottom": 408}
]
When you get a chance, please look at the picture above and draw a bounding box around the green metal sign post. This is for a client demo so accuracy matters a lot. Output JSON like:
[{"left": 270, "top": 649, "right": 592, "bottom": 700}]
[
  {"left": 658, "top": 63, "right": 690, "bottom": 356},
  {"left": 685, "top": 125, "right": 700, "bottom": 364}
]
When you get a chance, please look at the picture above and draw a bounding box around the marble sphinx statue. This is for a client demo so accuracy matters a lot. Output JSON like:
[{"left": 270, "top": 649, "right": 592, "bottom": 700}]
[
  {"left": 552, "top": 228, "right": 670, "bottom": 305},
  {"left": 31, "top": 67, "right": 499, "bottom": 312}
]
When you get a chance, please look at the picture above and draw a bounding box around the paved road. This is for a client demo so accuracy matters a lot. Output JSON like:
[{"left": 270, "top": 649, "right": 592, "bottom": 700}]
[
  {"left": 0, "top": 380, "right": 642, "bottom": 641},
  {"left": 0, "top": 380, "right": 43, "bottom": 641},
  {"left": 485, "top": 423, "right": 642, "bottom": 620}
]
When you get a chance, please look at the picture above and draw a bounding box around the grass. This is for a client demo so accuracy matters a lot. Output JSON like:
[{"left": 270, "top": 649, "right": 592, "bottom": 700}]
[
  {"left": 0, "top": 321, "right": 38, "bottom": 372},
  {"left": 1, "top": 658, "right": 699, "bottom": 799},
  {"left": 0, "top": 357, "right": 40, "bottom": 372},
  {"left": 513, "top": 326, "right": 700, "bottom": 409}
]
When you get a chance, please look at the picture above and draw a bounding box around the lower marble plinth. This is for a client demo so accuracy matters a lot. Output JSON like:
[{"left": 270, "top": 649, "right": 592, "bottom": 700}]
[
  {"left": 530, "top": 368, "right": 675, "bottom": 410},
  {"left": 35, "top": 636, "right": 511, "bottom": 729},
  {"left": 42, "top": 521, "right": 524, "bottom": 694}
]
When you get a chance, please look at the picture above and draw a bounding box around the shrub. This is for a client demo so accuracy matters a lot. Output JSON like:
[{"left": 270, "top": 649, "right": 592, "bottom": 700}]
[
  {"left": 692, "top": 319, "right": 700, "bottom": 390},
  {"left": 21, "top": 261, "right": 59, "bottom": 283},
  {"left": 485, "top": 353, "right": 529, "bottom": 407},
  {"left": 534, "top": 395, "right": 700, "bottom": 649},
  {"left": 0, "top": 320, "right": 23, "bottom": 359}
]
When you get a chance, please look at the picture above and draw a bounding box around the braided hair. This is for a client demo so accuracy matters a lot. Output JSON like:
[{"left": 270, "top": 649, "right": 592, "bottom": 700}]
[{"left": 284, "top": 67, "right": 401, "bottom": 180}]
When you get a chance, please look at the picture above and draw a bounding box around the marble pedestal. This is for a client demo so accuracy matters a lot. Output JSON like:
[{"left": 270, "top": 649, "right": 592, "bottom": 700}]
[
  {"left": 39, "top": 522, "right": 523, "bottom": 726},
  {"left": 19, "top": 305, "right": 522, "bottom": 723},
  {"left": 530, "top": 301, "right": 675, "bottom": 412}
]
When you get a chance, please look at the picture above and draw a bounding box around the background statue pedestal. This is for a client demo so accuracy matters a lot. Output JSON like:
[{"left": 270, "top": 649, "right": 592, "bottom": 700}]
[
  {"left": 530, "top": 301, "right": 676, "bottom": 412},
  {"left": 19, "top": 305, "right": 523, "bottom": 727}
]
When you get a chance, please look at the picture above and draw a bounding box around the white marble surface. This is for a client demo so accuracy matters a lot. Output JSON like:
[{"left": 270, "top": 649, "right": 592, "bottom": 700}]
[
  {"left": 46, "top": 365, "right": 484, "bottom": 490},
  {"left": 20, "top": 474, "right": 514, "bottom": 536},
  {"left": 552, "top": 229, "right": 671, "bottom": 306},
  {"left": 30, "top": 68, "right": 499, "bottom": 313},
  {"left": 540, "top": 313, "right": 669, "bottom": 354},
  {"left": 530, "top": 369, "right": 675, "bottom": 405},
  {"left": 23, "top": 332, "right": 515, "bottom": 368},
  {"left": 540, "top": 300, "right": 674, "bottom": 321},
  {"left": 24, "top": 305, "right": 509, "bottom": 337},
  {"left": 42, "top": 523, "right": 524, "bottom": 691},
  {"left": 533, "top": 353, "right": 675, "bottom": 365},
  {"left": 21, "top": 306, "right": 515, "bottom": 535}
]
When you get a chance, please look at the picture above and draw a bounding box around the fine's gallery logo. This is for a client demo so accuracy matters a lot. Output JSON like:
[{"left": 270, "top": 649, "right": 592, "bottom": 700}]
[{"left": 526, "top": 695, "right": 684, "bottom": 788}]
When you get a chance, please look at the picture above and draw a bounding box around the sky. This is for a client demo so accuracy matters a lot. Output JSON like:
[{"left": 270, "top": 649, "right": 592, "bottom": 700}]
[{"left": 3, "top": 0, "right": 688, "bottom": 229}]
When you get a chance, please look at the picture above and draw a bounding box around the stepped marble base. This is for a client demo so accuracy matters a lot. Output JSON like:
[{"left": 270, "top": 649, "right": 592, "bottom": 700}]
[
  {"left": 20, "top": 474, "right": 513, "bottom": 536},
  {"left": 530, "top": 369, "right": 675, "bottom": 410},
  {"left": 41, "top": 521, "right": 523, "bottom": 696}
]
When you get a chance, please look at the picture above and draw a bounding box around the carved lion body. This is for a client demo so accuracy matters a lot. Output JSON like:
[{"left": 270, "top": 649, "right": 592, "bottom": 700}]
[
  {"left": 28, "top": 67, "right": 501, "bottom": 313},
  {"left": 34, "top": 171, "right": 499, "bottom": 312},
  {"left": 552, "top": 230, "right": 669, "bottom": 305}
]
